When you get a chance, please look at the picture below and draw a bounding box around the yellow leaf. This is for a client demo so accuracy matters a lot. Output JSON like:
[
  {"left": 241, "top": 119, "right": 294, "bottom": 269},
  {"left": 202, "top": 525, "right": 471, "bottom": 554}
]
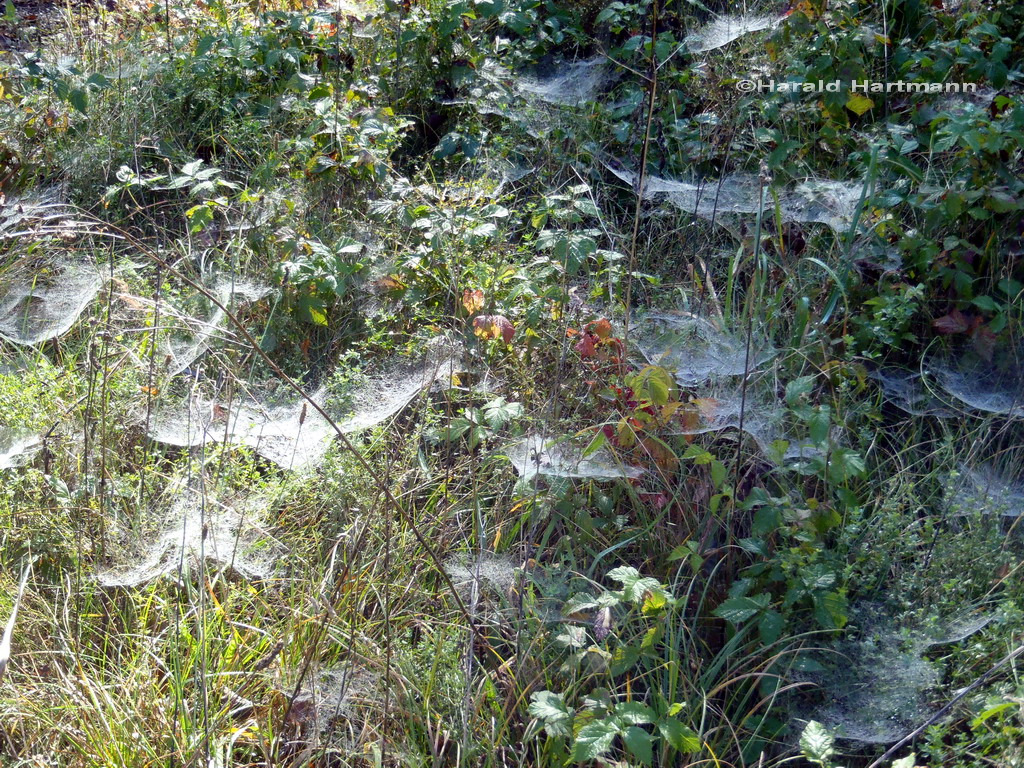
[
  {"left": 461, "top": 288, "right": 484, "bottom": 314},
  {"left": 845, "top": 92, "right": 874, "bottom": 116},
  {"left": 616, "top": 418, "right": 636, "bottom": 448},
  {"left": 791, "top": 0, "right": 827, "bottom": 19}
]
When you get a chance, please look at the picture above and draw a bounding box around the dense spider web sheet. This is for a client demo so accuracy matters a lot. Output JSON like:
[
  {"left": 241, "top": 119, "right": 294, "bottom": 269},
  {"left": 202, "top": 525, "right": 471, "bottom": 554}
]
[{"left": 148, "top": 351, "right": 461, "bottom": 472}]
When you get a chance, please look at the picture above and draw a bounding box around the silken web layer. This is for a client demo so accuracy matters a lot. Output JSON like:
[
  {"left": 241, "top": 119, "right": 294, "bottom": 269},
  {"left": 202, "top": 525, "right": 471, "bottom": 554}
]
[
  {"left": 684, "top": 13, "right": 783, "bottom": 54},
  {"left": 97, "top": 479, "right": 283, "bottom": 588},
  {"left": 0, "top": 260, "right": 105, "bottom": 346},
  {"left": 799, "top": 603, "right": 995, "bottom": 744},
  {"left": 872, "top": 343, "right": 1024, "bottom": 420},
  {"left": 147, "top": 349, "right": 460, "bottom": 473},
  {"left": 102, "top": 349, "right": 461, "bottom": 586}
]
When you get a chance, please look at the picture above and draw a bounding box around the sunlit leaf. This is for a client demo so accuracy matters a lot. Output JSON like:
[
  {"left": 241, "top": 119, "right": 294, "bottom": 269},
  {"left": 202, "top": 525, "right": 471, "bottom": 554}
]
[
  {"left": 461, "top": 288, "right": 484, "bottom": 314},
  {"left": 658, "top": 719, "right": 700, "bottom": 753},
  {"left": 799, "top": 720, "right": 835, "bottom": 765},
  {"left": 528, "top": 691, "right": 573, "bottom": 737},
  {"left": 571, "top": 720, "right": 620, "bottom": 762},
  {"left": 845, "top": 92, "right": 874, "bottom": 116},
  {"left": 473, "top": 314, "right": 514, "bottom": 344},
  {"left": 588, "top": 318, "right": 613, "bottom": 340}
]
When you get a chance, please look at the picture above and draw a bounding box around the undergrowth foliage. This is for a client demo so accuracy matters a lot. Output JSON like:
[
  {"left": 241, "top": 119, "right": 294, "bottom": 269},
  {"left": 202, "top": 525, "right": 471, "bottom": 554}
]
[{"left": 0, "top": 0, "right": 1023, "bottom": 766}]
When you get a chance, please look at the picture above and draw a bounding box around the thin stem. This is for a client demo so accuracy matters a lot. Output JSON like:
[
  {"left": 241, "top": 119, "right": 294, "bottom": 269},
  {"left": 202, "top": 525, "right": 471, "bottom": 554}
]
[{"left": 623, "top": 0, "right": 659, "bottom": 347}]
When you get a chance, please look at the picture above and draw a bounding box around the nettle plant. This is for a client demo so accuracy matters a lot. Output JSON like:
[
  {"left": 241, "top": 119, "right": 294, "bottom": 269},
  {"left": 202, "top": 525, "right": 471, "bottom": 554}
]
[
  {"left": 104, "top": 158, "right": 241, "bottom": 232},
  {"left": 277, "top": 233, "right": 367, "bottom": 327},
  {"left": 379, "top": 197, "right": 513, "bottom": 317},
  {"left": 497, "top": 0, "right": 583, "bottom": 66},
  {"left": 532, "top": 184, "right": 627, "bottom": 298},
  {"left": 702, "top": 372, "right": 865, "bottom": 644},
  {"left": 304, "top": 86, "right": 412, "bottom": 184},
  {"left": 426, "top": 396, "right": 523, "bottom": 448},
  {"left": 167, "top": 10, "right": 359, "bottom": 122},
  {"left": 527, "top": 567, "right": 701, "bottom": 766}
]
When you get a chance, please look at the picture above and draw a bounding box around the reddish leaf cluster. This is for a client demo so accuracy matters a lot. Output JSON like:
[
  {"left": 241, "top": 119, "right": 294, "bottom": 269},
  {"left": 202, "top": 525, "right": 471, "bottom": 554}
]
[
  {"left": 473, "top": 315, "right": 515, "bottom": 344},
  {"left": 568, "top": 318, "right": 625, "bottom": 373},
  {"left": 461, "top": 288, "right": 485, "bottom": 315},
  {"left": 933, "top": 309, "right": 997, "bottom": 361}
]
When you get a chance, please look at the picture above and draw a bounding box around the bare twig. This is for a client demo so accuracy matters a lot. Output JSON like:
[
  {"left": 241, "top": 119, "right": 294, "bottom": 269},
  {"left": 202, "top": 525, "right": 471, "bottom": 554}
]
[{"left": 622, "top": 0, "right": 659, "bottom": 346}]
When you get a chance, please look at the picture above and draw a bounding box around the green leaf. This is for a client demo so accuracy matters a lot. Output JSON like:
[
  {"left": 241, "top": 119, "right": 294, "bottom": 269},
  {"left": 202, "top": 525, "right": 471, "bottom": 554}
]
[
  {"left": 971, "top": 295, "right": 1000, "bottom": 313},
  {"left": 682, "top": 444, "right": 709, "bottom": 460},
  {"left": 528, "top": 691, "right": 573, "bottom": 737},
  {"left": 607, "top": 566, "right": 667, "bottom": 604},
  {"left": 562, "top": 593, "right": 601, "bottom": 614},
  {"left": 766, "top": 439, "right": 790, "bottom": 465},
  {"left": 570, "top": 720, "right": 620, "bottom": 762},
  {"left": 828, "top": 448, "right": 866, "bottom": 483},
  {"left": 441, "top": 419, "right": 471, "bottom": 441},
  {"left": 713, "top": 594, "right": 769, "bottom": 624},
  {"left": 540, "top": 233, "right": 597, "bottom": 275},
  {"left": 614, "top": 701, "right": 655, "bottom": 726},
  {"left": 799, "top": 720, "right": 835, "bottom": 765},
  {"left": 658, "top": 718, "right": 700, "bottom": 753},
  {"left": 785, "top": 375, "right": 816, "bottom": 407},
  {"left": 582, "top": 429, "right": 607, "bottom": 458},
  {"left": 891, "top": 755, "right": 917, "bottom": 768},
  {"left": 808, "top": 407, "right": 831, "bottom": 446},
  {"left": 185, "top": 204, "right": 213, "bottom": 234},
  {"left": 469, "top": 425, "right": 489, "bottom": 449},
  {"left": 483, "top": 398, "right": 523, "bottom": 429},
  {"left": 474, "top": 0, "right": 504, "bottom": 19},
  {"left": 813, "top": 591, "right": 848, "bottom": 629},
  {"left": 710, "top": 459, "right": 727, "bottom": 489},
  {"left": 180, "top": 159, "right": 203, "bottom": 177},
  {"left": 632, "top": 365, "right": 673, "bottom": 406},
  {"left": 86, "top": 72, "right": 111, "bottom": 89},
  {"left": 758, "top": 609, "right": 785, "bottom": 645},
  {"left": 69, "top": 88, "right": 88, "bottom": 113},
  {"left": 972, "top": 701, "right": 1015, "bottom": 727},
  {"left": 623, "top": 726, "right": 653, "bottom": 766}
]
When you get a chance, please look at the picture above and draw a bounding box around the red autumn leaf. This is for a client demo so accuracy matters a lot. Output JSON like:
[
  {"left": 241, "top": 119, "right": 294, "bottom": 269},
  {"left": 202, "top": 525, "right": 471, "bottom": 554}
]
[
  {"left": 970, "top": 323, "right": 997, "bottom": 363},
  {"left": 371, "top": 275, "right": 404, "bottom": 293},
  {"left": 933, "top": 309, "right": 970, "bottom": 335},
  {"left": 640, "top": 491, "right": 670, "bottom": 510},
  {"left": 678, "top": 403, "right": 702, "bottom": 433},
  {"left": 575, "top": 334, "right": 596, "bottom": 358},
  {"left": 462, "top": 288, "right": 484, "bottom": 315},
  {"left": 473, "top": 314, "right": 514, "bottom": 344},
  {"left": 639, "top": 436, "right": 679, "bottom": 469}
]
